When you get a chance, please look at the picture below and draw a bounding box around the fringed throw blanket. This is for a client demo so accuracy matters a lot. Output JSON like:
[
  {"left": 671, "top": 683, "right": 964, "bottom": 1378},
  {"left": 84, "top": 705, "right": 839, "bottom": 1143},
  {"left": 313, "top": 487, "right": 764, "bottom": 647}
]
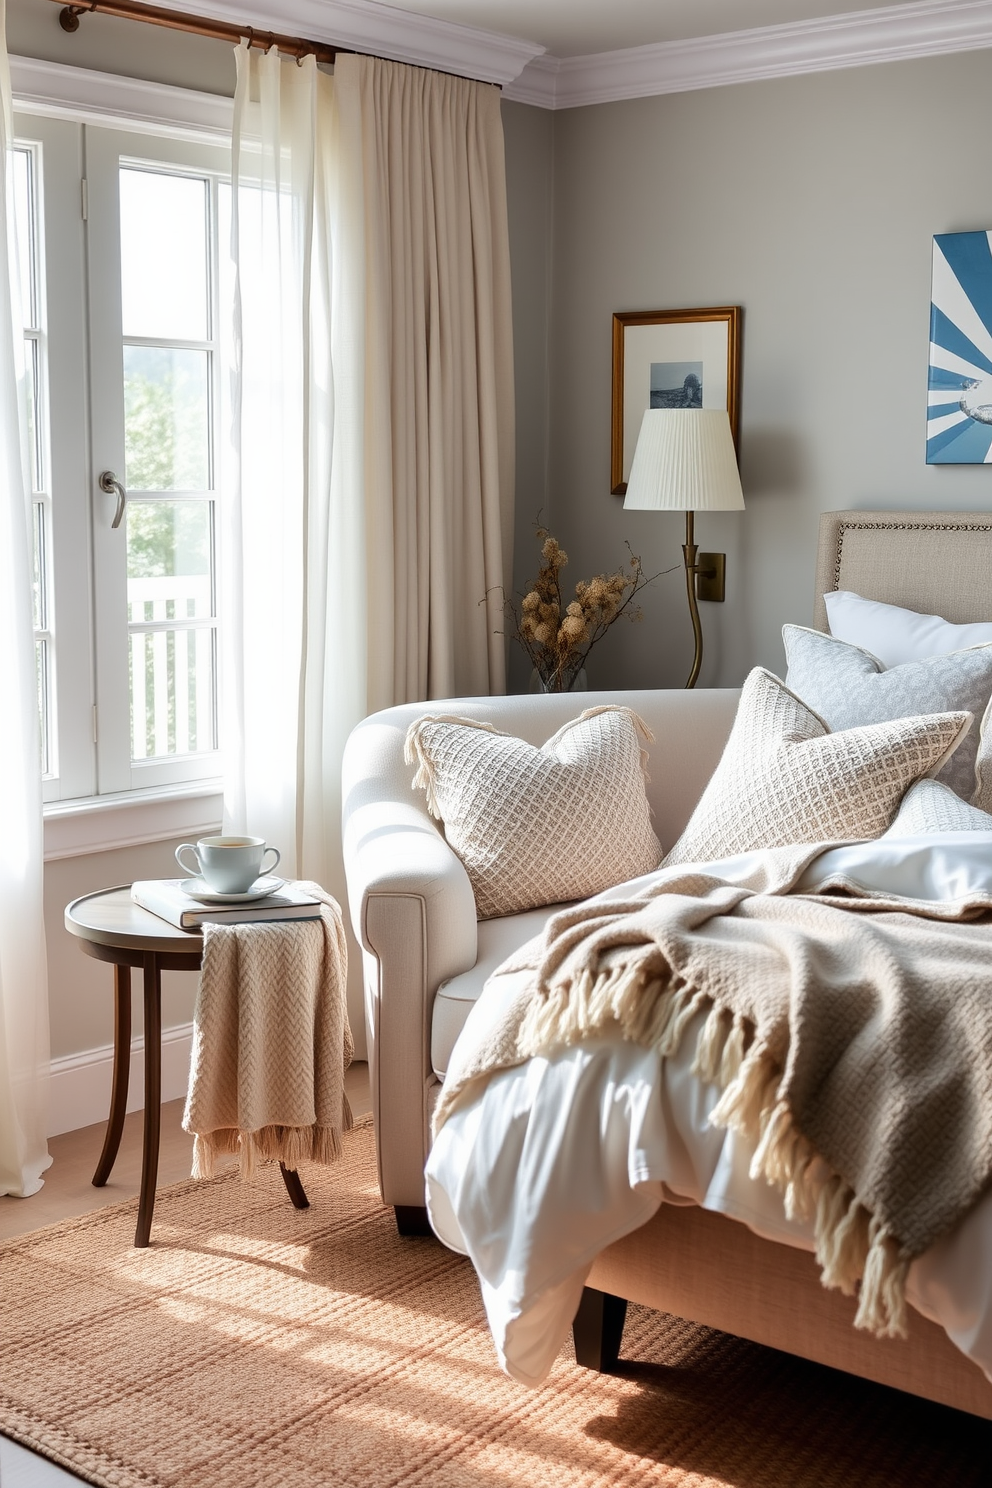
[
  {"left": 183, "top": 884, "right": 353, "bottom": 1179},
  {"left": 434, "top": 847, "right": 992, "bottom": 1340}
]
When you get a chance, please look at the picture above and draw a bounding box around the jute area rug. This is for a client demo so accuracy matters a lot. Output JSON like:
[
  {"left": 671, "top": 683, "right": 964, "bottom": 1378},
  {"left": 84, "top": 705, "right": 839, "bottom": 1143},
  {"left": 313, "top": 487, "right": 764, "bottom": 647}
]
[{"left": 2, "top": 1117, "right": 990, "bottom": 1488}]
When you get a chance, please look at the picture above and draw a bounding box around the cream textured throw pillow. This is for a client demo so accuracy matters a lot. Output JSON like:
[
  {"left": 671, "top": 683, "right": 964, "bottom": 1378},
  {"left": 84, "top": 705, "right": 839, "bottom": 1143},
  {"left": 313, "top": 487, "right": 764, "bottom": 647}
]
[
  {"left": 882, "top": 778, "right": 992, "bottom": 836},
  {"left": 663, "top": 668, "right": 972, "bottom": 867},
  {"left": 783, "top": 624, "right": 992, "bottom": 811},
  {"left": 404, "top": 707, "right": 661, "bottom": 919}
]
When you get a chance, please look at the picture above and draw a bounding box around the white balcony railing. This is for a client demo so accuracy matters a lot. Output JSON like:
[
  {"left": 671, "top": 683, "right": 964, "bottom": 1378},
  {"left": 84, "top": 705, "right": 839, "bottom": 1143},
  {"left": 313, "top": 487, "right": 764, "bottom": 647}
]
[{"left": 128, "top": 575, "right": 215, "bottom": 759}]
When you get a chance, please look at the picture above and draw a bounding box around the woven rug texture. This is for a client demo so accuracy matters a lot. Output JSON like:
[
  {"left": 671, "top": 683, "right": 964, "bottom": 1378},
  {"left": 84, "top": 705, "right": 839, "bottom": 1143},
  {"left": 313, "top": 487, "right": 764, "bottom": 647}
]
[{"left": 1, "top": 1115, "right": 990, "bottom": 1488}]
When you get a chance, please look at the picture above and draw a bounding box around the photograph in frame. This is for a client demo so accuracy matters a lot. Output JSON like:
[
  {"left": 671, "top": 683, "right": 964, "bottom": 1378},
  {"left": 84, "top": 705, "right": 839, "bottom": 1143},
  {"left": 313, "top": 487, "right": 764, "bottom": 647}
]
[{"left": 611, "top": 307, "right": 741, "bottom": 495}]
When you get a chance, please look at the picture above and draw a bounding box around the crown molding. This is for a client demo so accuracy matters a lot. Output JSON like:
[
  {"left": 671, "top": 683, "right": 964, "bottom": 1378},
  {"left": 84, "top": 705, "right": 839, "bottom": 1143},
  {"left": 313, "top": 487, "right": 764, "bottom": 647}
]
[
  {"left": 503, "top": 0, "right": 992, "bottom": 110},
  {"left": 14, "top": 0, "right": 992, "bottom": 115},
  {"left": 10, "top": 54, "right": 234, "bottom": 139},
  {"left": 162, "top": 0, "right": 545, "bottom": 85}
]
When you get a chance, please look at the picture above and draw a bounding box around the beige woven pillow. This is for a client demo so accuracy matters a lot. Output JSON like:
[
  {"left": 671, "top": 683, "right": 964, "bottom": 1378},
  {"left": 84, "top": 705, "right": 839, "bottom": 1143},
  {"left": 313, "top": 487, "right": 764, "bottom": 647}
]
[
  {"left": 882, "top": 778, "right": 992, "bottom": 836},
  {"left": 664, "top": 668, "right": 972, "bottom": 868},
  {"left": 404, "top": 707, "right": 662, "bottom": 918}
]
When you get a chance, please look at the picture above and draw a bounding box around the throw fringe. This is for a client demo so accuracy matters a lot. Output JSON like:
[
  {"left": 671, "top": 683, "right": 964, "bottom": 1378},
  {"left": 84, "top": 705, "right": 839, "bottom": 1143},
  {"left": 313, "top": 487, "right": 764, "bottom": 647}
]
[
  {"left": 191, "top": 1118, "right": 350, "bottom": 1182},
  {"left": 519, "top": 959, "right": 910, "bottom": 1339}
]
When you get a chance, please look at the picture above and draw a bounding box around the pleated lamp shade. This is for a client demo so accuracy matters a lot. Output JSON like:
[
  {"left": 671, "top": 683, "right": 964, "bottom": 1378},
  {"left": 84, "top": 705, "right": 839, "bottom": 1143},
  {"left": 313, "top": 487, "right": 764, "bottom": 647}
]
[{"left": 623, "top": 409, "right": 744, "bottom": 512}]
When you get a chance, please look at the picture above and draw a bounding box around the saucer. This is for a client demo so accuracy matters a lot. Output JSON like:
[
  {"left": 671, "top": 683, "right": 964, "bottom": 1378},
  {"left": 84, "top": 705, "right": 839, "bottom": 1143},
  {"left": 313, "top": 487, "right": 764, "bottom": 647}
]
[{"left": 181, "top": 876, "right": 286, "bottom": 905}]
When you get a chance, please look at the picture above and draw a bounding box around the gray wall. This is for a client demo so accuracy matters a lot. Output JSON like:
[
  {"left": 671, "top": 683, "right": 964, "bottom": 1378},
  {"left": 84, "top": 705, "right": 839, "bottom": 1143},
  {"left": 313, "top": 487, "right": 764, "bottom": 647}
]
[
  {"left": 7, "top": 0, "right": 234, "bottom": 92},
  {"left": 501, "top": 100, "right": 555, "bottom": 693},
  {"left": 541, "top": 53, "right": 992, "bottom": 692}
]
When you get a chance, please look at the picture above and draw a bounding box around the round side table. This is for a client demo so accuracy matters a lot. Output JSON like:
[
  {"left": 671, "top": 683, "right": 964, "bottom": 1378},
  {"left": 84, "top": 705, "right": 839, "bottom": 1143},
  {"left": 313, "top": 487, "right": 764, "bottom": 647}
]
[
  {"left": 64, "top": 885, "right": 309, "bottom": 1247},
  {"left": 65, "top": 886, "right": 204, "bottom": 1247}
]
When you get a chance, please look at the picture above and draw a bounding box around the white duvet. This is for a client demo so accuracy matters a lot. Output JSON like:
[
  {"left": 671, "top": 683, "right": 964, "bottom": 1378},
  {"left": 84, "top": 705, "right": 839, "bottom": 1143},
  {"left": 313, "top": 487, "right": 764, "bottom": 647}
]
[{"left": 425, "top": 832, "right": 992, "bottom": 1388}]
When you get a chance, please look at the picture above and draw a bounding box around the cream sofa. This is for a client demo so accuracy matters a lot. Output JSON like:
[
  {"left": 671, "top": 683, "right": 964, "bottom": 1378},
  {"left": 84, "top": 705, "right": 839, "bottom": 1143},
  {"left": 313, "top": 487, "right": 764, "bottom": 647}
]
[
  {"left": 341, "top": 683, "right": 992, "bottom": 1410},
  {"left": 341, "top": 687, "right": 740, "bottom": 1231}
]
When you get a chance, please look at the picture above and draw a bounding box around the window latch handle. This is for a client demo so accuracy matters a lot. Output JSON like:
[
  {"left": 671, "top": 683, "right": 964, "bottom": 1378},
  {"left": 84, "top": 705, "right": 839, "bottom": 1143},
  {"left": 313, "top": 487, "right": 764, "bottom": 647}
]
[{"left": 99, "top": 470, "right": 127, "bottom": 529}]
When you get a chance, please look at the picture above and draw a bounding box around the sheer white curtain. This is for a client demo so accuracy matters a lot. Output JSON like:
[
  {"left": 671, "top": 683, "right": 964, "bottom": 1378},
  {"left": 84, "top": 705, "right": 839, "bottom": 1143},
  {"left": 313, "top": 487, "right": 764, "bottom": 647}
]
[
  {"left": 223, "top": 44, "right": 367, "bottom": 1035},
  {"left": 224, "top": 46, "right": 515, "bottom": 1043},
  {"left": 0, "top": 1, "right": 51, "bottom": 1197}
]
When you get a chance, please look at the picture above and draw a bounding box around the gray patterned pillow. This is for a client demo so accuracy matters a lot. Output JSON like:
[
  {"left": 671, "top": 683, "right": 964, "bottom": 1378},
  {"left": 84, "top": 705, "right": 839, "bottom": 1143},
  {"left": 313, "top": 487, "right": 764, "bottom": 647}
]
[
  {"left": 663, "top": 668, "right": 971, "bottom": 868},
  {"left": 783, "top": 625, "right": 992, "bottom": 813},
  {"left": 882, "top": 778, "right": 992, "bottom": 836}
]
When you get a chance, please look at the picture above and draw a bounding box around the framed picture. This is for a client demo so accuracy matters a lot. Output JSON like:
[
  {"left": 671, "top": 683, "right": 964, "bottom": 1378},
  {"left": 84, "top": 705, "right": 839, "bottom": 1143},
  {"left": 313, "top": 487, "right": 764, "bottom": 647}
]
[
  {"left": 927, "top": 231, "right": 992, "bottom": 464},
  {"left": 610, "top": 305, "right": 741, "bottom": 495}
]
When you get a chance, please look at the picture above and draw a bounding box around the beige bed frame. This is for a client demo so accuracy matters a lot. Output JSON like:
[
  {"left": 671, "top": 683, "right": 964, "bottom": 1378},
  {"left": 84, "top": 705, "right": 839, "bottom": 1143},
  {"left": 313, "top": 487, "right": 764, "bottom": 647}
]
[{"left": 587, "top": 509, "right": 992, "bottom": 1420}]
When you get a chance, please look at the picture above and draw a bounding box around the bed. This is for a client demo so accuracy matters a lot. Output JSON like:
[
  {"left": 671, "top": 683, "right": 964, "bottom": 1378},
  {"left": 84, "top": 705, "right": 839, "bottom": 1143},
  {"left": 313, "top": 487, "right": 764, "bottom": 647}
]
[
  {"left": 583, "top": 508, "right": 992, "bottom": 1418},
  {"left": 342, "top": 508, "right": 992, "bottom": 1420}
]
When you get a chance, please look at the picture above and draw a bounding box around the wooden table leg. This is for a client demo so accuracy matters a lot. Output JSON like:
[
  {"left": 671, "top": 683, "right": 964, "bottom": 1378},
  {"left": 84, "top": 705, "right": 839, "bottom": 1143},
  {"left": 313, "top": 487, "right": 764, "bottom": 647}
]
[
  {"left": 134, "top": 951, "right": 162, "bottom": 1249},
  {"left": 279, "top": 1163, "right": 310, "bottom": 1209},
  {"left": 92, "top": 963, "right": 132, "bottom": 1188}
]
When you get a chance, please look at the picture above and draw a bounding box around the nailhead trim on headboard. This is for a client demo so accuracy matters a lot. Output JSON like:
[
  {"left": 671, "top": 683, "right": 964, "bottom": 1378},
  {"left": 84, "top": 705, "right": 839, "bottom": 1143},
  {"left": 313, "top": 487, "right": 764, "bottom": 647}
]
[{"left": 832, "top": 519, "right": 992, "bottom": 591}]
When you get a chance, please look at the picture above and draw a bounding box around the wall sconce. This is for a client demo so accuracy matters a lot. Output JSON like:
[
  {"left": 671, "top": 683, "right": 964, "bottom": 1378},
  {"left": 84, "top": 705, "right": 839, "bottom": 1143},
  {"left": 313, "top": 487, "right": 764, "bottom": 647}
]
[{"left": 623, "top": 408, "right": 744, "bottom": 689}]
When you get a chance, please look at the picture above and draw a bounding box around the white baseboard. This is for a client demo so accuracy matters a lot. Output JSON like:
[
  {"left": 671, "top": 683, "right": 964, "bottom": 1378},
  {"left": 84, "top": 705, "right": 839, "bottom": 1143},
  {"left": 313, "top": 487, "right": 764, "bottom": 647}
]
[{"left": 48, "top": 1022, "right": 194, "bottom": 1137}]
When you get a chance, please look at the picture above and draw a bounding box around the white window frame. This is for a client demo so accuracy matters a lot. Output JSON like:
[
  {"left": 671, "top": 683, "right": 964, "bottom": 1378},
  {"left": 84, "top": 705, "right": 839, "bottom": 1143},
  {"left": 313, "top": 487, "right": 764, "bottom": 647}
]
[
  {"left": 10, "top": 56, "right": 233, "bottom": 855},
  {"left": 86, "top": 129, "right": 229, "bottom": 795}
]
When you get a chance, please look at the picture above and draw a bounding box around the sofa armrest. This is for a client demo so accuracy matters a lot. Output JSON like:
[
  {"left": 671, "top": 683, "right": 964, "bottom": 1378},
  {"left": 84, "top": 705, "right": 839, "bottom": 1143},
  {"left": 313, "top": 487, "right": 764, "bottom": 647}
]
[{"left": 342, "top": 715, "right": 479, "bottom": 1207}]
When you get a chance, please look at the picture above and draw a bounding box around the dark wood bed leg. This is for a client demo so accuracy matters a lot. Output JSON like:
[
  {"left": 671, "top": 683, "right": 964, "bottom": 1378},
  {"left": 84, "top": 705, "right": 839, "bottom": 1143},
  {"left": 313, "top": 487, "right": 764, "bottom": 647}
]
[
  {"left": 279, "top": 1163, "right": 310, "bottom": 1209},
  {"left": 572, "top": 1286, "right": 628, "bottom": 1371},
  {"left": 394, "top": 1205, "right": 433, "bottom": 1236}
]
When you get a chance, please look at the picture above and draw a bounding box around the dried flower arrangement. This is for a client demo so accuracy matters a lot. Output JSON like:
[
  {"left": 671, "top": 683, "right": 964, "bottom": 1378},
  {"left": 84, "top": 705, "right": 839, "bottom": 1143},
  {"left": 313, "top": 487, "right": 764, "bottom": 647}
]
[{"left": 507, "top": 528, "right": 650, "bottom": 692}]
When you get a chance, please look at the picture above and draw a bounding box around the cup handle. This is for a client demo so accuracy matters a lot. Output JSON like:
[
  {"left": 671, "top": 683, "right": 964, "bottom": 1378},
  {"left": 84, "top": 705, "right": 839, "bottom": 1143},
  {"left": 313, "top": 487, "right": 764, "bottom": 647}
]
[
  {"left": 261, "top": 846, "right": 281, "bottom": 878},
  {"left": 175, "top": 843, "right": 201, "bottom": 878}
]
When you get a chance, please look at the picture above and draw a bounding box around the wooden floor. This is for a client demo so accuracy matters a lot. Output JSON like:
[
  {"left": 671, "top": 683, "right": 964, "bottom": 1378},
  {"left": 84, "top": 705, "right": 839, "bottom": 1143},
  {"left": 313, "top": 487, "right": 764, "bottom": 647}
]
[
  {"left": 0, "top": 1063, "right": 372, "bottom": 1484},
  {"left": 0, "top": 1061, "right": 371, "bottom": 1244}
]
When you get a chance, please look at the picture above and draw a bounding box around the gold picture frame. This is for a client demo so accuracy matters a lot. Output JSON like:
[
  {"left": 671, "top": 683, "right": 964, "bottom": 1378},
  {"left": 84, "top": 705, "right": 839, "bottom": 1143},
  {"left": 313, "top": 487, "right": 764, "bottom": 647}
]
[{"left": 610, "top": 305, "right": 742, "bottom": 495}]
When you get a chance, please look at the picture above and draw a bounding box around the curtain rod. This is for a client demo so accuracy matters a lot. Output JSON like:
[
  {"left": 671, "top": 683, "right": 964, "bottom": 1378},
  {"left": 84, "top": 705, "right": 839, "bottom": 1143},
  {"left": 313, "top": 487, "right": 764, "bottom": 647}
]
[{"left": 52, "top": 0, "right": 340, "bottom": 65}]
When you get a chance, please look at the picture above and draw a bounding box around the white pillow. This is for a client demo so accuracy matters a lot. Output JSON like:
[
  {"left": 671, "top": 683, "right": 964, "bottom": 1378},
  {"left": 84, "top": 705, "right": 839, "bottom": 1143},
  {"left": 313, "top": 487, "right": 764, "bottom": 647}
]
[
  {"left": 404, "top": 707, "right": 662, "bottom": 919},
  {"left": 824, "top": 590, "right": 992, "bottom": 667},
  {"left": 782, "top": 625, "right": 992, "bottom": 813},
  {"left": 663, "top": 667, "right": 971, "bottom": 868}
]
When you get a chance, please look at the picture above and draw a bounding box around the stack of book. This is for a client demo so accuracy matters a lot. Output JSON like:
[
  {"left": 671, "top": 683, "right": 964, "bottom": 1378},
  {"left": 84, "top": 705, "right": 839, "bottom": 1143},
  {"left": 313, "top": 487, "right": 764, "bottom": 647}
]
[{"left": 131, "top": 879, "right": 323, "bottom": 931}]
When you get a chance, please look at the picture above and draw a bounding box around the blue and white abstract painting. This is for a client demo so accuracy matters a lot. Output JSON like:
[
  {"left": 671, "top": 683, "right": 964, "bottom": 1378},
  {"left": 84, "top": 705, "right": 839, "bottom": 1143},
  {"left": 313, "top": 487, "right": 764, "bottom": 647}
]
[{"left": 928, "top": 230, "right": 992, "bottom": 464}]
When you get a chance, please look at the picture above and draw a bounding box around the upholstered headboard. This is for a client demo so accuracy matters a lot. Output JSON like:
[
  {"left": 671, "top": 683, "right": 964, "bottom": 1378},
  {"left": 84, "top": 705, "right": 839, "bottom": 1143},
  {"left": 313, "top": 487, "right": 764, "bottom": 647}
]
[{"left": 813, "top": 510, "right": 992, "bottom": 632}]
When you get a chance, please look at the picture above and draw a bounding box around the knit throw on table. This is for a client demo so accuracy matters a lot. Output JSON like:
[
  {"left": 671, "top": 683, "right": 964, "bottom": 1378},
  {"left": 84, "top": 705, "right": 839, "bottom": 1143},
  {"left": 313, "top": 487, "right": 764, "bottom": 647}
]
[{"left": 184, "top": 884, "right": 353, "bottom": 1178}]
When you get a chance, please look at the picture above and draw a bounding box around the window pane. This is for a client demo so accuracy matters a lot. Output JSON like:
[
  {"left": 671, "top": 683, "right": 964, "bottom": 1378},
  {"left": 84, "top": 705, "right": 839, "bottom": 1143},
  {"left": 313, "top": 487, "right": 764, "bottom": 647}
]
[
  {"left": 25, "top": 336, "right": 41, "bottom": 491},
  {"left": 126, "top": 499, "right": 212, "bottom": 604},
  {"left": 12, "top": 148, "right": 33, "bottom": 329},
  {"left": 124, "top": 345, "right": 209, "bottom": 490},
  {"left": 33, "top": 500, "right": 45, "bottom": 629},
  {"left": 130, "top": 627, "right": 216, "bottom": 759},
  {"left": 36, "top": 640, "right": 50, "bottom": 777},
  {"left": 120, "top": 169, "right": 208, "bottom": 340}
]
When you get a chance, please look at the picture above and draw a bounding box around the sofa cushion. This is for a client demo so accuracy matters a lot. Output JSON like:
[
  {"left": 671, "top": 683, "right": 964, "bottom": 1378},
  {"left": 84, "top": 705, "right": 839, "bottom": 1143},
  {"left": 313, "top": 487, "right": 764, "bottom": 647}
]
[
  {"left": 663, "top": 667, "right": 971, "bottom": 867},
  {"left": 431, "top": 906, "right": 560, "bottom": 1078},
  {"left": 405, "top": 707, "right": 661, "bottom": 919},
  {"left": 783, "top": 624, "right": 992, "bottom": 811}
]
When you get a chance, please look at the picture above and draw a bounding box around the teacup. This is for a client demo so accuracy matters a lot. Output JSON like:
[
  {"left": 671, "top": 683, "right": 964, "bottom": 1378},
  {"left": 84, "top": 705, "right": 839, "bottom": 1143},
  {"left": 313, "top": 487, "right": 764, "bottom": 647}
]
[{"left": 175, "top": 835, "right": 281, "bottom": 895}]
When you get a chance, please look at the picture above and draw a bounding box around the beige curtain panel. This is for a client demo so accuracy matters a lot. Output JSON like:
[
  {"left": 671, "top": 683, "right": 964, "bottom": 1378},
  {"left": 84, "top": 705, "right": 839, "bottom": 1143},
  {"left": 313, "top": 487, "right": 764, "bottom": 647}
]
[{"left": 336, "top": 54, "right": 515, "bottom": 706}]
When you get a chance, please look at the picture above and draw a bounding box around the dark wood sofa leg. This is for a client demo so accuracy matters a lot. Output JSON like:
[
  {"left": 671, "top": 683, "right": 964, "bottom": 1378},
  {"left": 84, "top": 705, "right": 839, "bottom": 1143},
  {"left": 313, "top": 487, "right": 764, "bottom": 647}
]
[
  {"left": 394, "top": 1204, "right": 434, "bottom": 1237},
  {"left": 572, "top": 1286, "right": 628, "bottom": 1371}
]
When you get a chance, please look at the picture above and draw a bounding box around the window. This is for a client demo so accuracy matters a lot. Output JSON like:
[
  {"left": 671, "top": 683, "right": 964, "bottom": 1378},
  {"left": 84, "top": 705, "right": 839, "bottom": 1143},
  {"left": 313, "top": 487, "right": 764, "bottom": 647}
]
[{"left": 14, "top": 115, "right": 231, "bottom": 804}]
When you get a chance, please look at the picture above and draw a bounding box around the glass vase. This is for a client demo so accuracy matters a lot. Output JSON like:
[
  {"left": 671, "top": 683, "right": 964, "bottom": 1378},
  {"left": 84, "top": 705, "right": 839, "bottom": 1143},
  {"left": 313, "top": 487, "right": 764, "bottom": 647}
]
[{"left": 528, "top": 666, "right": 588, "bottom": 694}]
